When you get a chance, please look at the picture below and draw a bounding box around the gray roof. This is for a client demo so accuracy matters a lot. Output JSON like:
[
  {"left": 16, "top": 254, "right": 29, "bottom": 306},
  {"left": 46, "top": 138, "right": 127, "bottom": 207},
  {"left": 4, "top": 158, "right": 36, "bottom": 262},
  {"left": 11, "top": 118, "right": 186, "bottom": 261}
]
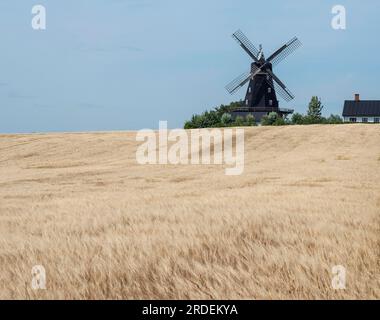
[{"left": 343, "top": 100, "right": 380, "bottom": 117}]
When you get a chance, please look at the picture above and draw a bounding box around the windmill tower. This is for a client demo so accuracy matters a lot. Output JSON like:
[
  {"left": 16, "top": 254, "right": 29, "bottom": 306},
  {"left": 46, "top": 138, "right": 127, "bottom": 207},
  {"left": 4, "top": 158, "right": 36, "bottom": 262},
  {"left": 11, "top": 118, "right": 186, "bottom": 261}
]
[{"left": 226, "top": 30, "right": 301, "bottom": 122}]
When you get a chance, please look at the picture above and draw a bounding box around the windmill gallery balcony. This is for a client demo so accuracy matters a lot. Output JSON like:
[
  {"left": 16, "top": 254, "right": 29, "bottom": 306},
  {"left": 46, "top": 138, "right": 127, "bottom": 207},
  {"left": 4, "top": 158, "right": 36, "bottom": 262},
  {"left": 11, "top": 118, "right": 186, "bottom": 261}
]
[{"left": 230, "top": 105, "right": 294, "bottom": 122}]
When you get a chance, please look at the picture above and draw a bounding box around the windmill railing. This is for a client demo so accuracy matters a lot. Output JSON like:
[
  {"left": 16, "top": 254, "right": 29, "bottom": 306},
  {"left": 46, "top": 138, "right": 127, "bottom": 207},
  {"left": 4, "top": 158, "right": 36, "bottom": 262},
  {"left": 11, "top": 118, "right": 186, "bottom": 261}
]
[
  {"left": 232, "top": 106, "right": 282, "bottom": 113},
  {"left": 278, "top": 108, "right": 294, "bottom": 114}
]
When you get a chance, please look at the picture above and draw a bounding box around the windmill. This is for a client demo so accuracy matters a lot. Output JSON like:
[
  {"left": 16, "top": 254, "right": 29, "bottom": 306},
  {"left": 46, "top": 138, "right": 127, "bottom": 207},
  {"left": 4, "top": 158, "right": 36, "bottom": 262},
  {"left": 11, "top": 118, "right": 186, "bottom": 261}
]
[{"left": 226, "top": 30, "right": 301, "bottom": 122}]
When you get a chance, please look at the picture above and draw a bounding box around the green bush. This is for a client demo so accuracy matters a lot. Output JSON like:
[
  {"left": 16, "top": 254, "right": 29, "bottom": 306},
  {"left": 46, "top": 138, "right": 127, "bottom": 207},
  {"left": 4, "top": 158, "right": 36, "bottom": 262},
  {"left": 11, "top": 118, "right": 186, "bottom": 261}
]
[
  {"left": 291, "top": 113, "right": 304, "bottom": 125},
  {"left": 301, "top": 115, "right": 315, "bottom": 125},
  {"left": 234, "top": 116, "right": 244, "bottom": 126},
  {"left": 326, "top": 114, "right": 343, "bottom": 124},
  {"left": 261, "top": 112, "right": 281, "bottom": 126},
  {"left": 245, "top": 114, "right": 256, "bottom": 126},
  {"left": 221, "top": 113, "right": 232, "bottom": 126},
  {"left": 273, "top": 117, "right": 286, "bottom": 126}
]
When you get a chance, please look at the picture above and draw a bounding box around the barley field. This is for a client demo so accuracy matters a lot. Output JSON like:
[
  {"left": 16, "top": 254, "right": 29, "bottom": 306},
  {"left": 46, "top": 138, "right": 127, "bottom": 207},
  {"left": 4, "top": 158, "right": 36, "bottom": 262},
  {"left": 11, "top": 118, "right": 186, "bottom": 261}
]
[{"left": 0, "top": 124, "right": 379, "bottom": 300}]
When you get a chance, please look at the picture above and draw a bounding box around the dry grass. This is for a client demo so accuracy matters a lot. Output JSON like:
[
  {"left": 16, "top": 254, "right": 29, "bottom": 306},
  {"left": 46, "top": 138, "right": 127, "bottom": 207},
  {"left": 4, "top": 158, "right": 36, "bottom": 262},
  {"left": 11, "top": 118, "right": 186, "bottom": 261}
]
[{"left": 0, "top": 124, "right": 379, "bottom": 300}]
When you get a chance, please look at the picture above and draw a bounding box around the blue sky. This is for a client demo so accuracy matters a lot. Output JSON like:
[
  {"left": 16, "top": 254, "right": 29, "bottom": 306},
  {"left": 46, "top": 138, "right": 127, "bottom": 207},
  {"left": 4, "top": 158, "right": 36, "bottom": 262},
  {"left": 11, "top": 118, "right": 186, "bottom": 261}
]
[{"left": 0, "top": 0, "right": 379, "bottom": 133}]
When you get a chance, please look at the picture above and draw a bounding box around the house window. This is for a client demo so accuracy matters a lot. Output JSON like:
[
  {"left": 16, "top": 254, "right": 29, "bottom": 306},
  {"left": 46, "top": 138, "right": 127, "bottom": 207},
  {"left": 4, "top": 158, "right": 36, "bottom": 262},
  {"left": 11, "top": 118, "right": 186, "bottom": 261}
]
[
  {"left": 349, "top": 118, "right": 357, "bottom": 123},
  {"left": 268, "top": 87, "right": 272, "bottom": 93},
  {"left": 248, "top": 87, "right": 251, "bottom": 93},
  {"left": 269, "top": 100, "right": 273, "bottom": 106},
  {"left": 246, "top": 99, "right": 249, "bottom": 105},
  {"left": 374, "top": 118, "right": 380, "bottom": 123},
  {"left": 362, "top": 118, "right": 368, "bottom": 123}
]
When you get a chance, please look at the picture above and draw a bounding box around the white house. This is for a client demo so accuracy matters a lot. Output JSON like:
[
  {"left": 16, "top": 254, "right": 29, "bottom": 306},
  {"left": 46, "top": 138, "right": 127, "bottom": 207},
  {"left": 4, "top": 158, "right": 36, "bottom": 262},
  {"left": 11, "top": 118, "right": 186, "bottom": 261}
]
[{"left": 342, "top": 94, "right": 380, "bottom": 123}]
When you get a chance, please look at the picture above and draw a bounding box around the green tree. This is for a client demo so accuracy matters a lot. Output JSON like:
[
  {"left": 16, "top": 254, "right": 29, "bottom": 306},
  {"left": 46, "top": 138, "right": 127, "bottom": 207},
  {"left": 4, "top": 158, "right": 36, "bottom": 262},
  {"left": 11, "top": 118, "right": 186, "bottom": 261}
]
[
  {"left": 307, "top": 96, "right": 324, "bottom": 123},
  {"left": 202, "top": 110, "right": 220, "bottom": 127},
  {"left": 190, "top": 114, "right": 205, "bottom": 128},
  {"left": 215, "top": 101, "right": 241, "bottom": 118},
  {"left": 184, "top": 121, "right": 193, "bottom": 129}
]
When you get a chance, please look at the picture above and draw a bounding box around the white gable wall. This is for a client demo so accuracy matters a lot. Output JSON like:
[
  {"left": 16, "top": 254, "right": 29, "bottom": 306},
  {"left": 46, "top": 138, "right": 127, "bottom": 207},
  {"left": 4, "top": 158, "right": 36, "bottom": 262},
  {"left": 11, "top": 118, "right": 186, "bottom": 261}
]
[{"left": 343, "top": 116, "right": 380, "bottom": 123}]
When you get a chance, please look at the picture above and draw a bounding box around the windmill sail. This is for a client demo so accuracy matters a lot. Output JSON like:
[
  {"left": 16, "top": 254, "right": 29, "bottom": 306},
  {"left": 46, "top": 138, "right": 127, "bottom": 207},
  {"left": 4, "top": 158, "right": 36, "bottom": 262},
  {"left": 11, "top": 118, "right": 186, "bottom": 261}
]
[
  {"left": 266, "top": 69, "right": 295, "bottom": 102},
  {"left": 226, "top": 64, "right": 261, "bottom": 95},
  {"left": 232, "top": 30, "right": 260, "bottom": 62},
  {"left": 267, "top": 37, "right": 302, "bottom": 67}
]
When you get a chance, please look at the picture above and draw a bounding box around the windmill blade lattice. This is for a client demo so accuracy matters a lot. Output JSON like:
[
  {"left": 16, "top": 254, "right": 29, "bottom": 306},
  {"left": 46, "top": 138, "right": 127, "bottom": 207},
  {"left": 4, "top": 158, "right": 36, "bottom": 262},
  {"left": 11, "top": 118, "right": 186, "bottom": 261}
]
[
  {"left": 225, "top": 70, "right": 252, "bottom": 95},
  {"left": 267, "top": 37, "right": 302, "bottom": 67},
  {"left": 232, "top": 30, "right": 260, "bottom": 62},
  {"left": 266, "top": 71, "right": 295, "bottom": 102}
]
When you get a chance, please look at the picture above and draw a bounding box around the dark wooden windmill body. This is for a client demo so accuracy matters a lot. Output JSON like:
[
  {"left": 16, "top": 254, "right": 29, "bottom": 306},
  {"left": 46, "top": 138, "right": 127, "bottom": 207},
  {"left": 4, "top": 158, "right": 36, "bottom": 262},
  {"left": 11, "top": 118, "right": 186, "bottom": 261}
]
[{"left": 226, "top": 30, "right": 301, "bottom": 122}]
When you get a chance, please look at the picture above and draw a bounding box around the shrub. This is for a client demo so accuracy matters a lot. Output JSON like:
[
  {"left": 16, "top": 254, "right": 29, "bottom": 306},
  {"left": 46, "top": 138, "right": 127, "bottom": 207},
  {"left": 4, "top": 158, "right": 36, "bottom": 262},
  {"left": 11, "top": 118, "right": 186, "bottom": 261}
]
[
  {"left": 326, "top": 114, "right": 343, "bottom": 124},
  {"left": 291, "top": 113, "right": 304, "bottom": 125},
  {"left": 221, "top": 113, "right": 232, "bottom": 126},
  {"left": 245, "top": 114, "right": 256, "bottom": 126},
  {"left": 301, "top": 115, "right": 315, "bottom": 125},
  {"left": 273, "top": 117, "right": 286, "bottom": 126},
  {"left": 261, "top": 112, "right": 281, "bottom": 126},
  {"left": 202, "top": 111, "right": 220, "bottom": 127},
  {"left": 234, "top": 116, "right": 244, "bottom": 126}
]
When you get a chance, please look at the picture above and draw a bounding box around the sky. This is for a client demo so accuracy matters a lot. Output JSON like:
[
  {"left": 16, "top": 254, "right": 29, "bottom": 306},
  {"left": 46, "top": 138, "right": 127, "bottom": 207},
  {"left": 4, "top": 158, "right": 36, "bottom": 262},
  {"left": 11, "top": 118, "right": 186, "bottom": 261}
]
[{"left": 0, "top": 0, "right": 379, "bottom": 133}]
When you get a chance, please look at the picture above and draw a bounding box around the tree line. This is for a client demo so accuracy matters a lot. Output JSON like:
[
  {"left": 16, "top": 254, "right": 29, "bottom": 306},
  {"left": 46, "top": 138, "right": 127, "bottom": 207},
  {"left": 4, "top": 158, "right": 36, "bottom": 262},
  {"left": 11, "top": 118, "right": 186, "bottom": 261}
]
[{"left": 184, "top": 97, "right": 343, "bottom": 128}]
